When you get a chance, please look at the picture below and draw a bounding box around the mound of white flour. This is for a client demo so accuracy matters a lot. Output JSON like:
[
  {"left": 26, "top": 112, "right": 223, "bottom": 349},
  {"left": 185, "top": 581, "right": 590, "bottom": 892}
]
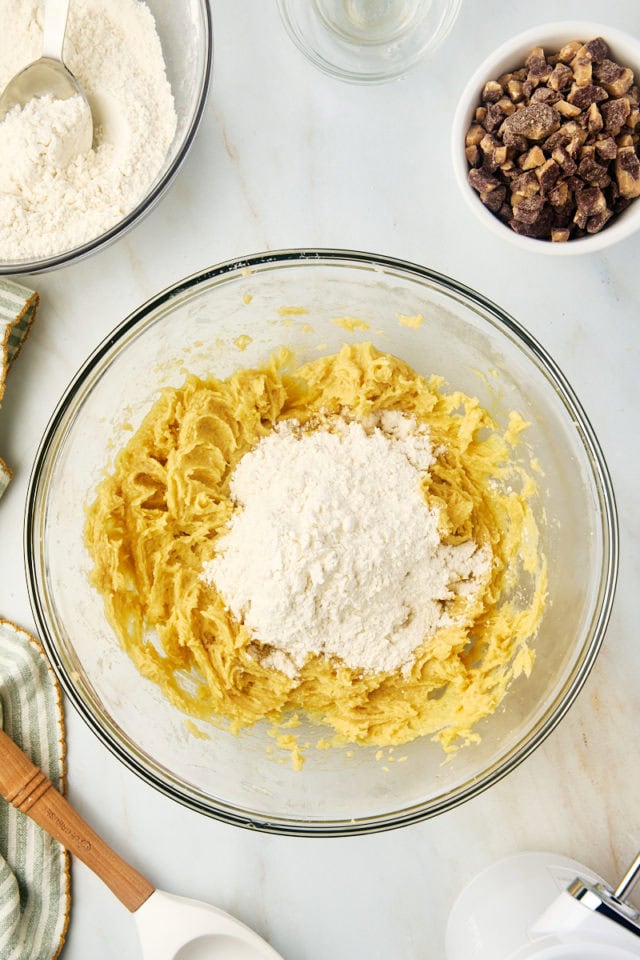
[
  {"left": 0, "top": 0, "right": 176, "bottom": 260},
  {"left": 202, "top": 413, "right": 491, "bottom": 679}
]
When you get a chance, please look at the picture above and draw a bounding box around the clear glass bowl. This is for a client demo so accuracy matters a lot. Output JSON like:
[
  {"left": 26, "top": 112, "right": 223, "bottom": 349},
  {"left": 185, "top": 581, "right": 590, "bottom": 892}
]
[
  {"left": 25, "top": 250, "right": 618, "bottom": 836},
  {"left": 277, "top": 0, "right": 461, "bottom": 83},
  {"left": 0, "top": 0, "right": 212, "bottom": 275}
]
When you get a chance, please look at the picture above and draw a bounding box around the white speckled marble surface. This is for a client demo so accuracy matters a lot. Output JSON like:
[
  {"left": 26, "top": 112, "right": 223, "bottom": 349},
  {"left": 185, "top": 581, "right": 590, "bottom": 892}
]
[{"left": 1, "top": 1, "right": 640, "bottom": 957}]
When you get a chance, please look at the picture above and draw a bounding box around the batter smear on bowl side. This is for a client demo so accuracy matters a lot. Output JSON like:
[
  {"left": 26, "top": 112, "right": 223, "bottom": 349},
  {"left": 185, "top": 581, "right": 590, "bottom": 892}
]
[{"left": 85, "top": 343, "right": 547, "bottom": 764}]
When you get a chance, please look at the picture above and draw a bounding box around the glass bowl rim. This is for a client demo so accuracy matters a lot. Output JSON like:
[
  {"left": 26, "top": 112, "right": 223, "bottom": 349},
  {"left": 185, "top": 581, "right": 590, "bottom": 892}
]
[
  {"left": 24, "top": 247, "right": 619, "bottom": 836},
  {"left": 0, "top": 0, "right": 214, "bottom": 276}
]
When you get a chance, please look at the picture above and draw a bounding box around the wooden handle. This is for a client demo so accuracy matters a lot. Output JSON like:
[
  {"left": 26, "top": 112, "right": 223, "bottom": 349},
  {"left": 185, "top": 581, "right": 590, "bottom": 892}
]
[{"left": 0, "top": 728, "right": 155, "bottom": 912}]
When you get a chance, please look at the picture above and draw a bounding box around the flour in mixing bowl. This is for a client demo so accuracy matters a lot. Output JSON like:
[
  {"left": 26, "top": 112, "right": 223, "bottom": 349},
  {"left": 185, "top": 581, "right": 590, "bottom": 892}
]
[
  {"left": 0, "top": 0, "right": 176, "bottom": 261},
  {"left": 0, "top": 94, "right": 91, "bottom": 193},
  {"left": 202, "top": 412, "right": 491, "bottom": 679}
]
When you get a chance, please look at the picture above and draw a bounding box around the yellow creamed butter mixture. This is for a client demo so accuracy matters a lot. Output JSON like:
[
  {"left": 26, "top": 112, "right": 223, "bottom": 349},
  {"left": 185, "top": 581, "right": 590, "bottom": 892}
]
[{"left": 85, "top": 343, "right": 546, "bottom": 758}]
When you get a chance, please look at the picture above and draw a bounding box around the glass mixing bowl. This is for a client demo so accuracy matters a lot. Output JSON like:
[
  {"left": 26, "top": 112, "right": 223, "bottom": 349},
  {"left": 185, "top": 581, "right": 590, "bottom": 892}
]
[
  {"left": 25, "top": 250, "right": 618, "bottom": 836},
  {"left": 0, "top": 0, "right": 212, "bottom": 275}
]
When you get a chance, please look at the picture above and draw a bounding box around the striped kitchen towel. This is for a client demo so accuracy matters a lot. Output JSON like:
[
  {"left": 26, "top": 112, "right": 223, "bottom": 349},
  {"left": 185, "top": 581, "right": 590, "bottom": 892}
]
[
  {"left": 0, "top": 279, "right": 39, "bottom": 500},
  {"left": 0, "top": 620, "right": 70, "bottom": 960}
]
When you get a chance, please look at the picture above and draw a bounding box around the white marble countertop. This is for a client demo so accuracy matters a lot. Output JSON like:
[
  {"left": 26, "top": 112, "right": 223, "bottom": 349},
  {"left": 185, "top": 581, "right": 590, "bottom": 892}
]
[{"left": 1, "top": 1, "right": 640, "bottom": 957}]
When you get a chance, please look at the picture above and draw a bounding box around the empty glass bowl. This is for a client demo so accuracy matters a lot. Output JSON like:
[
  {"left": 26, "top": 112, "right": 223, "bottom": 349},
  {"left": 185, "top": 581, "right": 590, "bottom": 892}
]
[
  {"left": 277, "top": 0, "right": 461, "bottom": 83},
  {"left": 25, "top": 250, "right": 618, "bottom": 836}
]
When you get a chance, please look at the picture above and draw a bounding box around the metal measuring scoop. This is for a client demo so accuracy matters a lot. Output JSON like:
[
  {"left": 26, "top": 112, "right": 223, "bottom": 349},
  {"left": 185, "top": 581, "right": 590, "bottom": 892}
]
[{"left": 0, "top": 0, "right": 93, "bottom": 152}]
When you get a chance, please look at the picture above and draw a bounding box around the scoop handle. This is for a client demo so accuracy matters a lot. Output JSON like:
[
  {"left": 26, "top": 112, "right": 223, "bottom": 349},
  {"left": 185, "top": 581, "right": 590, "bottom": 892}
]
[
  {"left": 0, "top": 727, "right": 155, "bottom": 913},
  {"left": 42, "top": 0, "right": 71, "bottom": 61}
]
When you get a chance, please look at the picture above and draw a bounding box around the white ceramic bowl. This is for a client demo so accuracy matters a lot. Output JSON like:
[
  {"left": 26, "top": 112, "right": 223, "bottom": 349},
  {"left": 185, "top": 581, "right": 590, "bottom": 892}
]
[{"left": 451, "top": 21, "right": 640, "bottom": 255}]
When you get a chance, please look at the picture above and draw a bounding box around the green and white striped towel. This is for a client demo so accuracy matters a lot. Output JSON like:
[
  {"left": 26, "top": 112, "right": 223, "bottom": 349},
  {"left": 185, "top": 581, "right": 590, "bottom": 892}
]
[
  {"left": 0, "top": 279, "right": 39, "bottom": 500},
  {"left": 0, "top": 620, "right": 70, "bottom": 960}
]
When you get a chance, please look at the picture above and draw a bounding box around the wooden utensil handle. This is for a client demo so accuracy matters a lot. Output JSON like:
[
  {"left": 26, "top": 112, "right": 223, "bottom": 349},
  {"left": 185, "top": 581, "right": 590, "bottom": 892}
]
[{"left": 0, "top": 727, "right": 155, "bottom": 912}]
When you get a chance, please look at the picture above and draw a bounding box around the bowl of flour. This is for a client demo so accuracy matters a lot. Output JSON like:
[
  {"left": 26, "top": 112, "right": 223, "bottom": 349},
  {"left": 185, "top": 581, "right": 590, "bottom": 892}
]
[{"left": 0, "top": 0, "right": 212, "bottom": 273}]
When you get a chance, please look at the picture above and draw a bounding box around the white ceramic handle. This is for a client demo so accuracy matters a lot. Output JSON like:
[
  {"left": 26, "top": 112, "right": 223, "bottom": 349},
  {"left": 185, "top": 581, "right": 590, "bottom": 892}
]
[{"left": 42, "top": 0, "right": 71, "bottom": 61}]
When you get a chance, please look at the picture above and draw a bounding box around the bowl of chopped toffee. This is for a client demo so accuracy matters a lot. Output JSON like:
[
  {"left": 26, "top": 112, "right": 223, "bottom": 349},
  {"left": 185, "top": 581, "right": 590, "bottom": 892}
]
[{"left": 452, "top": 22, "right": 640, "bottom": 252}]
